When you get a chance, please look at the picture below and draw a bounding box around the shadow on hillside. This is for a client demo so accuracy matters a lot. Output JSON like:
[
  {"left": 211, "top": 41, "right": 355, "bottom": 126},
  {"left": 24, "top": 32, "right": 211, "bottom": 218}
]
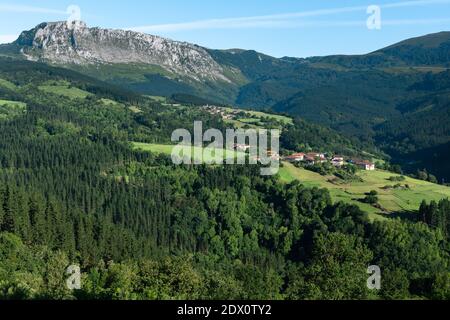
[{"left": 381, "top": 210, "right": 419, "bottom": 222}]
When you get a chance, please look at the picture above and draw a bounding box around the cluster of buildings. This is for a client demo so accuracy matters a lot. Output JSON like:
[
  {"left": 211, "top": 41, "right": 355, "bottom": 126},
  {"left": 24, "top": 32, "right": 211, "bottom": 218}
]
[
  {"left": 202, "top": 105, "right": 239, "bottom": 120},
  {"left": 203, "top": 104, "right": 377, "bottom": 172},
  {"left": 284, "top": 152, "right": 375, "bottom": 171},
  {"left": 230, "top": 144, "right": 376, "bottom": 171},
  {"left": 231, "top": 145, "right": 375, "bottom": 170}
]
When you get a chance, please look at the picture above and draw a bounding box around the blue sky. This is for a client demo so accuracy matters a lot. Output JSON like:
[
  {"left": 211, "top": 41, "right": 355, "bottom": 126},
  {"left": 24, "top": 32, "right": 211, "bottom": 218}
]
[{"left": 0, "top": 0, "right": 449, "bottom": 57}]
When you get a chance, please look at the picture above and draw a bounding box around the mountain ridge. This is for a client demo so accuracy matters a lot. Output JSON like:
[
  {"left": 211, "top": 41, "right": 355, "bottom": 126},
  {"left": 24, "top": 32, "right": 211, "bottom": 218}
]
[
  {"left": 11, "top": 21, "right": 232, "bottom": 83},
  {"left": 1, "top": 22, "right": 449, "bottom": 107}
]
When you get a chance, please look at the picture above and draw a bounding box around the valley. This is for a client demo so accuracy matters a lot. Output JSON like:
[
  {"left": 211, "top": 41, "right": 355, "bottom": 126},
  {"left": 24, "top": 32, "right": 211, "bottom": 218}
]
[
  {"left": 0, "top": 19, "right": 449, "bottom": 301},
  {"left": 2, "top": 23, "right": 449, "bottom": 180}
]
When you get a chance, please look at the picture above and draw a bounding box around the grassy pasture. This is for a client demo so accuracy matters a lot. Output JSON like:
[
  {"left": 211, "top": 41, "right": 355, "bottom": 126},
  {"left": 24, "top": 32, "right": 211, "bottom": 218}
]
[
  {"left": 128, "top": 106, "right": 142, "bottom": 113},
  {"left": 38, "top": 83, "right": 92, "bottom": 99},
  {"left": 238, "top": 118, "right": 262, "bottom": 124},
  {"left": 132, "top": 142, "right": 247, "bottom": 163},
  {"left": 223, "top": 107, "right": 293, "bottom": 126},
  {"left": 279, "top": 162, "right": 450, "bottom": 220},
  {"left": 0, "top": 99, "right": 26, "bottom": 119},
  {"left": 99, "top": 98, "right": 120, "bottom": 106},
  {"left": 245, "top": 110, "right": 293, "bottom": 125},
  {"left": 147, "top": 96, "right": 168, "bottom": 103}
]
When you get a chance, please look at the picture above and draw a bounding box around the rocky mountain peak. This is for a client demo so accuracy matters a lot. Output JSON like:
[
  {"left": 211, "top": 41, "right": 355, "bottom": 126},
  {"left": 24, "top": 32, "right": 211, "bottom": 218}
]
[{"left": 15, "top": 21, "right": 230, "bottom": 82}]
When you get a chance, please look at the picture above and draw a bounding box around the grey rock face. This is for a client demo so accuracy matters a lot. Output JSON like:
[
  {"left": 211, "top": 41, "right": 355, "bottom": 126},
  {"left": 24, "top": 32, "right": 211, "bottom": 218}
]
[{"left": 16, "top": 21, "right": 230, "bottom": 82}]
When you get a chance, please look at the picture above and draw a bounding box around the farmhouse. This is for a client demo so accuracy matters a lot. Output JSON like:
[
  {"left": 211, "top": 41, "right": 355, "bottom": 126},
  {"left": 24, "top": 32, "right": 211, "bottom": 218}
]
[
  {"left": 332, "top": 156, "right": 345, "bottom": 167},
  {"left": 304, "top": 155, "right": 317, "bottom": 165},
  {"left": 306, "top": 152, "right": 326, "bottom": 160},
  {"left": 305, "top": 152, "right": 327, "bottom": 164},
  {"left": 284, "top": 152, "right": 305, "bottom": 162},
  {"left": 284, "top": 151, "right": 328, "bottom": 165},
  {"left": 252, "top": 152, "right": 280, "bottom": 163},
  {"left": 203, "top": 105, "right": 228, "bottom": 119},
  {"left": 203, "top": 105, "right": 242, "bottom": 121},
  {"left": 353, "top": 160, "right": 375, "bottom": 171}
]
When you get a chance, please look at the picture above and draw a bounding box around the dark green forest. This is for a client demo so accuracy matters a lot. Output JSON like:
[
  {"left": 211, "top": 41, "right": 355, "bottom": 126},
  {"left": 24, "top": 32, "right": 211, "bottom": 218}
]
[{"left": 0, "top": 58, "right": 449, "bottom": 300}]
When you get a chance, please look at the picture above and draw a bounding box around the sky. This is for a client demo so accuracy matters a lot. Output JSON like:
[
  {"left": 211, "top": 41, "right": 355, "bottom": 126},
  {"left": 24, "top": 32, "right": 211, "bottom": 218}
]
[{"left": 0, "top": 0, "right": 449, "bottom": 58}]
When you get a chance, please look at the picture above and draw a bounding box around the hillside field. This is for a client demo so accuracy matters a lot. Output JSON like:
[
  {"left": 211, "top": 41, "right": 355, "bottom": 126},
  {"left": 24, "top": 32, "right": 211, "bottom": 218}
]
[
  {"left": 132, "top": 142, "right": 246, "bottom": 163},
  {"left": 224, "top": 107, "right": 293, "bottom": 125},
  {"left": 0, "top": 99, "right": 26, "bottom": 119},
  {"left": 279, "top": 162, "right": 450, "bottom": 220},
  {"left": 38, "top": 82, "right": 92, "bottom": 99}
]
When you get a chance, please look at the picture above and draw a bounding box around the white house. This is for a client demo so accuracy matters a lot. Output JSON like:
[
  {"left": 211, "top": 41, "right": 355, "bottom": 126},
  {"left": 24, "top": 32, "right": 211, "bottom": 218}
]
[
  {"left": 354, "top": 160, "right": 375, "bottom": 171},
  {"left": 332, "top": 156, "right": 345, "bottom": 167}
]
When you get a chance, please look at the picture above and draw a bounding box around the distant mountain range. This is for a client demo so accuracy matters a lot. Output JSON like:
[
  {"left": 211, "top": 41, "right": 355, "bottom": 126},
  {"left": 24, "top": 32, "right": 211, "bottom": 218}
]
[
  {"left": 1, "top": 21, "right": 449, "bottom": 179},
  {"left": 1, "top": 21, "right": 448, "bottom": 106}
]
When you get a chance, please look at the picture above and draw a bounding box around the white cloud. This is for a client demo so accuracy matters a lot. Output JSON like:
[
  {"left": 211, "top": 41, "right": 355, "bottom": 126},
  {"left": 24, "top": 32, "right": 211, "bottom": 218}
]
[
  {"left": 265, "top": 18, "right": 450, "bottom": 29},
  {"left": 0, "top": 34, "right": 17, "bottom": 44},
  {"left": 127, "top": 5, "right": 367, "bottom": 33},
  {"left": 382, "top": 18, "right": 450, "bottom": 25},
  {"left": 383, "top": 0, "right": 450, "bottom": 8},
  {"left": 127, "top": 0, "right": 450, "bottom": 33}
]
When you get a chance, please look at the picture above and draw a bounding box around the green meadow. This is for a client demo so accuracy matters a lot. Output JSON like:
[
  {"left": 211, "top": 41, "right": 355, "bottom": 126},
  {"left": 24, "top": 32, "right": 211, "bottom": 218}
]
[
  {"left": 245, "top": 110, "right": 293, "bottom": 125},
  {"left": 224, "top": 107, "right": 293, "bottom": 126},
  {"left": 38, "top": 82, "right": 92, "bottom": 99},
  {"left": 279, "top": 162, "right": 450, "bottom": 220},
  {"left": 0, "top": 99, "right": 26, "bottom": 119},
  {"left": 132, "top": 142, "right": 247, "bottom": 163},
  {"left": 147, "top": 95, "right": 168, "bottom": 103}
]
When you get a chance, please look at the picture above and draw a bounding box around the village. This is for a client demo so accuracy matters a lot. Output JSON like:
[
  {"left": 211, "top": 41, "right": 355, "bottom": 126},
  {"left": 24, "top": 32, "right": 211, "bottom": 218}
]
[
  {"left": 282, "top": 152, "right": 376, "bottom": 171},
  {"left": 202, "top": 105, "right": 241, "bottom": 120},
  {"left": 204, "top": 102, "right": 377, "bottom": 172},
  {"left": 231, "top": 144, "right": 376, "bottom": 171}
]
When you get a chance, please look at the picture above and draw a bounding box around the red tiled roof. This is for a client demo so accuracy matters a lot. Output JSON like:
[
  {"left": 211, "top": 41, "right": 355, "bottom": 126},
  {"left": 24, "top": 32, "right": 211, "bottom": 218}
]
[
  {"left": 285, "top": 153, "right": 305, "bottom": 159},
  {"left": 306, "top": 152, "right": 325, "bottom": 159},
  {"left": 354, "top": 160, "right": 374, "bottom": 165}
]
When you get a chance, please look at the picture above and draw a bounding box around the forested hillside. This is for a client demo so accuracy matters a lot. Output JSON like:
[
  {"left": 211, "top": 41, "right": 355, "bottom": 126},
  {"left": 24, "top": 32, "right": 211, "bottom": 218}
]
[
  {"left": 374, "top": 70, "right": 450, "bottom": 180},
  {"left": 0, "top": 58, "right": 449, "bottom": 300},
  {"left": 2, "top": 26, "right": 449, "bottom": 179}
]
